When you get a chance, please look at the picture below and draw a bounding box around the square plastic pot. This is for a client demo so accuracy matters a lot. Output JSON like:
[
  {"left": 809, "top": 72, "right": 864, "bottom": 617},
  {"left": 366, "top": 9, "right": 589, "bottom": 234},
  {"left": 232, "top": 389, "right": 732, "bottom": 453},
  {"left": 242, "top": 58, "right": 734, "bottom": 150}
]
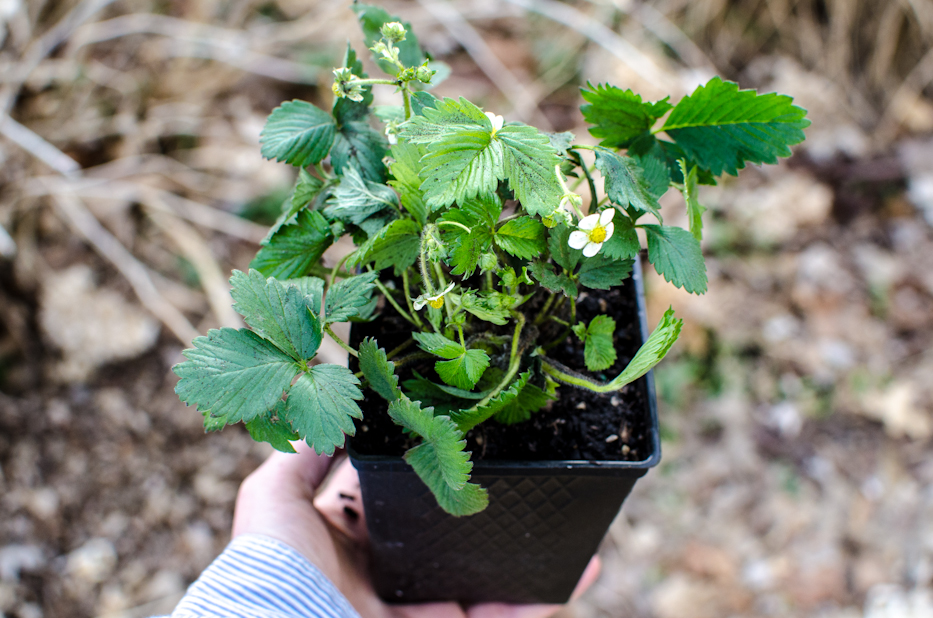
[{"left": 348, "top": 259, "right": 661, "bottom": 605}]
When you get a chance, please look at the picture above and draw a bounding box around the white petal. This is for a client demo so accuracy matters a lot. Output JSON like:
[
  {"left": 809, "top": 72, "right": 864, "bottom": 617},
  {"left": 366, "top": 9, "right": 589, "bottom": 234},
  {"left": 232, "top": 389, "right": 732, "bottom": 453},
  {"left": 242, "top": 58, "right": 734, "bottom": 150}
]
[
  {"left": 568, "top": 230, "right": 589, "bottom": 249},
  {"left": 441, "top": 282, "right": 456, "bottom": 295},
  {"left": 602, "top": 222, "right": 614, "bottom": 240},
  {"left": 599, "top": 209, "right": 615, "bottom": 226},
  {"left": 485, "top": 112, "right": 503, "bottom": 132},
  {"left": 583, "top": 242, "right": 602, "bottom": 257},
  {"left": 578, "top": 213, "right": 600, "bottom": 231},
  {"left": 413, "top": 298, "right": 426, "bottom": 310}
]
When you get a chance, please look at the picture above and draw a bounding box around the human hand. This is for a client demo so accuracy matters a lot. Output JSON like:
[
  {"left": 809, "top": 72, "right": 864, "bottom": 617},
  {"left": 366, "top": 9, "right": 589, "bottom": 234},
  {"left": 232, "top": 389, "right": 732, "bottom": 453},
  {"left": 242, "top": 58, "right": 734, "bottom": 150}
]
[{"left": 232, "top": 442, "right": 601, "bottom": 618}]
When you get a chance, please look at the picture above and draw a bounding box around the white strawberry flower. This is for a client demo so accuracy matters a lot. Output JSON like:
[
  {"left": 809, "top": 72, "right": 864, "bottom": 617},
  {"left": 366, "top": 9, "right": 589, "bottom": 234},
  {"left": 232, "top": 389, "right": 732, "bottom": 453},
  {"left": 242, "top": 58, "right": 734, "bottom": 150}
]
[
  {"left": 412, "top": 282, "right": 455, "bottom": 310},
  {"left": 568, "top": 209, "right": 615, "bottom": 257},
  {"left": 485, "top": 111, "right": 504, "bottom": 135}
]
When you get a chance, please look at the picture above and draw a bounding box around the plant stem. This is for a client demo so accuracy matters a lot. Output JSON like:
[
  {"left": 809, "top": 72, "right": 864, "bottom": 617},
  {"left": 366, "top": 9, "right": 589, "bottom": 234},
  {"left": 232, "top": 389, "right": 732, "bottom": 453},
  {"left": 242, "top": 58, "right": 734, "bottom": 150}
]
[
  {"left": 328, "top": 253, "right": 351, "bottom": 293},
  {"left": 401, "top": 269, "right": 423, "bottom": 328},
  {"left": 354, "top": 78, "right": 400, "bottom": 87},
  {"left": 402, "top": 84, "right": 412, "bottom": 120},
  {"left": 419, "top": 242, "right": 435, "bottom": 296},
  {"left": 437, "top": 220, "right": 472, "bottom": 234},
  {"left": 534, "top": 294, "right": 557, "bottom": 325},
  {"left": 543, "top": 297, "right": 575, "bottom": 352},
  {"left": 549, "top": 316, "right": 570, "bottom": 327},
  {"left": 324, "top": 323, "right": 358, "bottom": 358},
  {"left": 538, "top": 358, "right": 619, "bottom": 393},
  {"left": 579, "top": 161, "right": 599, "bottom": 214},
  {"left": 386, "top": 338, "right": 414, "bottom": 360},
  {"left": 372, "top": 278, "right": 417, "bottom": 325},
  {"left": 471, "top": 312, "right": 525, "bottom": 410}
]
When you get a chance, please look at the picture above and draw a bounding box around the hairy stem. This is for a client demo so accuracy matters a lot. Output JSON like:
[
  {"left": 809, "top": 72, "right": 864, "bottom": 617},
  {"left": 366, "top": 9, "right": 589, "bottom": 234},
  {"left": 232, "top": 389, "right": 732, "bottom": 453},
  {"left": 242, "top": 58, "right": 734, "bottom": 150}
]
[
  {"left": 437, "top": 220, "right": 472, "bottom": 234},
  {"left": 579, "top": 162, "right": 599, "bottom": 214},
  {"left": 534, "top": 294, "right": 557, "bottom": 325},
  {"left": 401, "top": 269, "right": 423, "bottom": 328},
  {"left": 471, "top": 312, "right": 525, "bottom": 410},
  {"left": 372, "top": 277, "right": 417, "bottom": 325},
  {"left": 386, "top": 338, "right": 414, "bottom": 360},
  {"left": 402, "top": 84, "right": 412, "bottom": 120},
  {"left": 324, "top": 323, "right": 358, "bottom": 358}
]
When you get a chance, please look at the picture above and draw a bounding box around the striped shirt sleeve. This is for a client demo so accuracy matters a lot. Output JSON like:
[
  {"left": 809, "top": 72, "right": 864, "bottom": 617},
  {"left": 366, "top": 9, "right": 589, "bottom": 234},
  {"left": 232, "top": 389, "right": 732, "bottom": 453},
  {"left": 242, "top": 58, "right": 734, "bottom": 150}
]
[{"left": 156, "top": 534, "right": 361, "bottom": 618}]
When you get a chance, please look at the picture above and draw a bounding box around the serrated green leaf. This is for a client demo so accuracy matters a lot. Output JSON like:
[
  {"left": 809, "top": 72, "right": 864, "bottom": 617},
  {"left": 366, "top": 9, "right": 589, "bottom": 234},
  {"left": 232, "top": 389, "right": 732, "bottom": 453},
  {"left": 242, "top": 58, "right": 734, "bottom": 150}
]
[
  {"left": 497, "top": 124, "right": 564, "bottom": 216},
  {"left": 436, "top": 349, "right": 490, "bottom": 391},
  {"left": 594, "top": 148, "right": 662, "bottom": 222},
  {"left": 332, "top": 122, "right": 389, "bottom": 183},
  {"left": 230, "top": 270, "right": 323, "bottom": 361},
  {"left": 292, "top": 168, "right": 325, "bottom": 211},
  {"left": 449, "top": 371, "right": 530, "bottom": 433},
  {"left": 545, "top": 131, "right": 575, "bottom": 155},
  {"left": 600, "top": 216, "right": 640, "bottom": 261},
  {"left": 634, "top": 153, "right": 670, "bottom": 199},
  {"left": 661, "top": 77, "right": 809, "bottom": 177},
  {"left": 494, "top": 217, "right": 546, "bottom": 259},
  {"left": 678, "top": 159, "right": 706, "bottom": 241},
  {"left": 420, "top": 126, "right": 501, "bottom": 209},
  {"left": 547, "top": 224, "right": 582, "bottom": 271},
  {"left": 438, "top": 198, "right": 499, "bottom": 277},
  {"left": 401, "top": 372, "right": 483, "bottom": 415},
  {"left": 352, "top": 218, "right": 421, "bottom": 275},
  {"left": 581, "top": 82, "right": 672, "bottom": 149},
  {"left": 494, "top": 380, "right": 555, "bottom": 425},
  {"left": 642, "top": 225, "right": 707, "bottom": 294},
  {"left": 202, "top": 410, "right": 227, "bottom": 432},
  {"left": 174, "top": 328, "right": 298, "bottom": 424},
  {"left": 410, "top": 91, "right": 438, "bottom": 116},
  {"left": 575, "top": 315, "right": 617, "bottom": 371},
  {"left": 400, "top": 96, "right": 490, "bottom": 142},
  {"left": 284, "top": 277, "right": 324, "bottom": 314},
  {"left": 458, "top": 290, "right": 514, "bottom": 326},
  {"left": 577, "top": 255, "right": 633, "bottom": 290},
  {"left": 413, "top": 331, "right": 465, "bottom": 359},
  {"left": 324, "top": 165, "right": 399, "bottom": 231},
  {"left": 282, "top": 364, "right": 362, "bottom": 456},
  {"left": 389, "top": 141, "right": 429, "bottom": 225},
  {"left": 250, "top": 209, "right": 334, "bottom": 280},
  {"left": 245, "top": 402, "right": 299, "bottom": 453},
  {"left": 607, "top": 307, "right": 682, "bottom": 389},
  {"left": 527, "top": 261, "right": 578, "bottom": 298},
  {"left": 359, "top": 337, "right": 400, "bottom": 402},
  {"left": 352, "top": 4, "right": 424, "bottom": 75},
  {"left": 260, "top": 100, "right": 336, "bottom": 167},
  {"left": 324, "top": 271, "right": 379, "bottom": 323}
]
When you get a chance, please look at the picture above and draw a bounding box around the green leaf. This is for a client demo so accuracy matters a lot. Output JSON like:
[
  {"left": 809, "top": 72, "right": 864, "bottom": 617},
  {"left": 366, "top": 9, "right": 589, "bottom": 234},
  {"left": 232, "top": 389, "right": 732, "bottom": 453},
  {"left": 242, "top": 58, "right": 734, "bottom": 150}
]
[
  {"left": 325, "top": 271, "right": 379, "bottom": 323},
  {"left": 634, "top": 153, "right": 671, "bottom": 199},
  {"left": 661, "top": 77, "right": 809, "bottom": 177},
  {"left": 527, "top": 261, "right": 577, "bottom": 298},
  {"left": 352, "top": 218, "right": 421, "bottom": 274},
  {"left": 642, "top": 225, "right": 707, "bottom": 294},
  {"left": 413, "top": 331, "right": 465, "bottom": 359},
  {"left": 282, "top": 364, "right": 363, "bottom": 456},
  {"left": 292, "top": 168, "right": 325, "bottom": 211},
  {"left": 497, "top": 124, "right": 564, "bottom": 216},
  {"left": 250, "top": 209, "right": 334, "bottom": 279},
  {"left": 438, "top": 198, "right": 499, "bottom": 277},
  {"left": 600, "top": 216, "right": 640, "bottom": 261},
  {"left": 324, "top": 165, "right": 399, "bottom": 230},
  {"left": 245, "top": 403, "right": 299, "bottom": 453},
  {"left": 400, "top": 96, "right": 490, "bottom": 142},
  {"left": 331, "top": 121, "right": 389, "bottom": 183},
  {"left": 581, "top": 82, "right": 672, "bottom": 149},
  {"left": 594, "top": 148, "right": 662, "bottom": 222},
  {"left": 260, "top": 100, "right": 336, "bottom": 167},
  {"left": 401, "top": 372, "right": 484, "bottom": 415},
  {"left": 202, "top": 410, "right": 227, "bottom": 432},
  {"left": 437, "top": 349, "right": 490, "bottom": 391},
  {"left": 494, "top": 380, "right": 555, "bottom": 425},
  {"left": 359, "top": 337, "right": 400, "bottom": 402},
  {"left": 352, "top": 4, "right": 424, "bottom": 75},
  {"left": 284, "top": 277, "right": 324, "bottom": 314},
  {"left": 547, "top": 224, "right": 581, "bottom": 271},
  {"left": 174, "top": 328, "right": 298, "bottom": 424},
  {"left": 678, "top": 159, "right": 706, "bottom": 241},
  {"left": 494, "top": 217, "right": 546, "bottom": 259},
  {"left": 230, "top": 269, "right": 323, "bottom": 361},
  {"left": 449, "top": 371, "right": 530, "bottom": 433},
  {"left": 458, "top": 291, "right": 514, "bottom": 326},
  {"left": 577, "top": 255, "right": 633, "bottom": 290},
  {"left": 574, "top": 315, "right": 617, "bottom": 371},
  {"left": 607, "top": 307, "right": 682, "bottom": 389},
  {"left": 389, "top": 141, "right": 429, "bottom": 225},
  {"left": 419, "top": 125, "right": 500, "bottom": 210},
  {"left": 545, "top": 131, "right": 575, "bottom": 155}
]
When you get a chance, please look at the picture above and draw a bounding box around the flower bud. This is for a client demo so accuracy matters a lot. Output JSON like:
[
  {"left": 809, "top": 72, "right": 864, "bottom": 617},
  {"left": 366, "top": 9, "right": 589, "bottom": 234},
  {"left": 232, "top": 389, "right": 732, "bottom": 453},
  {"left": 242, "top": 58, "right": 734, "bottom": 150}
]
[
  {"left": 479, "top": 252, "right": 498, "bottom": 273},
  {"left": 380, "top": 21, "right": 407, "bottom": 43},
  {"left": 416, "top": 64, "right": 436, "bottom": 84}
]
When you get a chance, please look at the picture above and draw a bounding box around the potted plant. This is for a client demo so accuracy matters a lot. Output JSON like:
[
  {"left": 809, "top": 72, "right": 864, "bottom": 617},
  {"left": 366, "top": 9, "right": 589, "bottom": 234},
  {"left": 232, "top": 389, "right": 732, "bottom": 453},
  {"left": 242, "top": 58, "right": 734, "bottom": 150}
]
[{"left": 173, "top": 3, "right": 808, "bottom": 606}]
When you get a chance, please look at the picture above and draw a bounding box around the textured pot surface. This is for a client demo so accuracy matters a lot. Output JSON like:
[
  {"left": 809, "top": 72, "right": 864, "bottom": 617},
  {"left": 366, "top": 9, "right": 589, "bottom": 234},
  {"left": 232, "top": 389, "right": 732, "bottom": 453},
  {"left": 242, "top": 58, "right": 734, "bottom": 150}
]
[{"left": 349, "top": 259, "right": 660, "bottom": 604}]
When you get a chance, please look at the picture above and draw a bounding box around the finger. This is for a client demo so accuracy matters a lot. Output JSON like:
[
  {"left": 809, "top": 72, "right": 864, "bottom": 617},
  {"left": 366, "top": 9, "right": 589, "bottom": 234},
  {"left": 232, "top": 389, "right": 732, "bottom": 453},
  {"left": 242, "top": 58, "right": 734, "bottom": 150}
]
[
  {"left": 392, "top": 601, "right": 466, "bottom": 618},
  {"left": 252, "top": 440, "right": 339, "bottom": 496},
  {"left": 467, "top": 556, "right": 602, "bottom": 618},
  {"left": 313, "top": 457, "right": 368, "bottom": 543}
]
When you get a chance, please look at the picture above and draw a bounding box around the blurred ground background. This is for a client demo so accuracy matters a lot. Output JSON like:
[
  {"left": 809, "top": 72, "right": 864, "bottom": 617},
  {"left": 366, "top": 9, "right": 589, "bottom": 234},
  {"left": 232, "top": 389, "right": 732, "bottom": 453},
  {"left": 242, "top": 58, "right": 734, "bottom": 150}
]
[{"left": 0, "top": 0, "right": 932, "bottom": 617}]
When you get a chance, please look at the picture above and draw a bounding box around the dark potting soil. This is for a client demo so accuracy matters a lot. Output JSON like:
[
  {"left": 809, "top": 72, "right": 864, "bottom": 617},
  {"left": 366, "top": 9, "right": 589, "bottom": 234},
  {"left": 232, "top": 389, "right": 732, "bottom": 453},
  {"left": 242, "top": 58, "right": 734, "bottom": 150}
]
[{"left": 349, "top": 275, "right": 653, "bottom": 463}]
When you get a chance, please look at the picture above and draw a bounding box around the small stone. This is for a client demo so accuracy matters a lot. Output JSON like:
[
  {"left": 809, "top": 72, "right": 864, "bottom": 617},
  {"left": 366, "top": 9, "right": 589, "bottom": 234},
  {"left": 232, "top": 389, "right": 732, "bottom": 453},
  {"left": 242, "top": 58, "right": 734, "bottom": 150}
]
[
  {"left": 575, "top": 402, "right": 586, "bottom": 410},
  {"left": 0, "top": 545, "right": 43, "bottom": 581},
  {"left": 25, "top": 488, "right": 59, "bottom": 521},
  {"left": 621, "top": 445, "right": 631, "bottom": 456},
  {"left": 605, "top": 434, "right": 619, "bottom": 443},
  {"left": 474, "top": 435, "right": 483, "bottom": 445},
  {"left": 66, "top": 538, "right": 117, "bottom": 584},
  {"left": 610, "top": 395, "right": 622, "bottom": 407},
  {"left": 17, "top": 602, "right": 42, "bottom": 618}
]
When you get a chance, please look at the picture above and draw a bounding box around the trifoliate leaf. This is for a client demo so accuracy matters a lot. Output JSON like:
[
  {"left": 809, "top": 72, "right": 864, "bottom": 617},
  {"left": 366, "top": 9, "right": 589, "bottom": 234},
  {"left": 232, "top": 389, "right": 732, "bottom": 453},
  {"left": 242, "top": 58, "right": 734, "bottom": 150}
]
[
  {"left": 359, "top": 337, "right": 400, "bottom": 402},
  {"left": 634, "top": 153, "right": 671, "bottom": 200},
  {"left": 494, "top": 217, "right": 547, "bottom": 259},
  {"left": 174, "top": 328, "right": 299, "bottom": 424},
  {"left": 438, "top": 198, "right": 499, "bottom": 277},
  {"left": 458, "top": 290, "right": 514, "bottom": 326},
  {"left": 661, "top": 77, "right": 809, "bottom": 177},
  {"left": 352, "top": 218, "right": 421, "bottom": 275},
  {"left": 678, "top": 159, "right": 706, "bottom": 241},
  {"left": 574, "top": 315, "right": 617, "bottom": 371},
  {"left": 324, "top": 271, "right": 379, "bottom": 323},
  {"left": 245, "top": 402, "right": 299, "bottom": 453},
  {"left": 413, "top": 331, "right": 465, "bottom": 359},
  {"left": 250, "top": 209, "right": 334, "bottom": 279},
  {"left": 600, "top": 216, "right": 640, "bottom": 261},
  {"left": 292, "top": 169, "right": 325, "bottom": 211},
  {"left": 352, "top": 4, "right": 424, "bottom": 76},
  {"left": 449, "top": 371, "right": 530, "bottom": 433},
  {"left": 642, "top": 224, "right": 707, "bottom": 294},
  {"left": 282, "top": 364, "right": 363, "bottom": 456},
  {"left": 260, "top": 100, "right": 336, "bottom": 167},
  {"left": 547, "top": 225, "right": 582, "bottom": 271},
  {"left": 389, "top": 142, "right": 429, "bottom": 225},
  {"left": 607, "top": 307, "right": 682, "bottom": 390},
  {"left": 284, "top": 277, "right": 324, "bottom": 314},
  {"left": 230, "top": 269, "right": 323, "bottom": 361},
  {"left": 581, "top": 83, "right": 672, "bottom": 149},
  {"left": 401, "top": 372, "right": 484, "bottom": 415},
  {"left": 594, "top": 148, "right": 662, "bottom": 222},
  {"left": 324, "top": 165, "right": 399, "bottom": 232},
  {"left": 419, "top": 125, "right": 500, "bottom": 210},
  {"left": 494, "top": 380, "right": 555, "bottom": 425},
  {"left": 331, "top": 121, "right": 389, "bottom": 183},
  {"left": 577, "top": 255, "right": 633, "bottom": 291},
  {"left": 400, "top": 96, "right": 490, "bottom": 142},
  {"left": 436, "top": 349, "right": 490, "bottom": 391},
  {"left": 527, "top": 261, "right": 578, "bottom": 298},
  {"left": 498, "top": 124, "right": 564, "bottom": 216}
]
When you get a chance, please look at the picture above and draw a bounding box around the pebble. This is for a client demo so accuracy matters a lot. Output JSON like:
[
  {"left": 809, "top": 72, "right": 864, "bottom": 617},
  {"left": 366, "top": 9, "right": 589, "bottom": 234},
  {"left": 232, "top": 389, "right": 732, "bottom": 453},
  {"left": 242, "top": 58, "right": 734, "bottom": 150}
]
[
  {"left": 66, "top": 538, "right": 117, "bottom": 584},
  {"left": 575, "top": 402, "right": 586, "bottom": 410},
  {"left": 605, "top": 434, "right": 619, "bottom": 443},
  {"left": 0, "top": 545, "right": 43, "bottom": 582}
]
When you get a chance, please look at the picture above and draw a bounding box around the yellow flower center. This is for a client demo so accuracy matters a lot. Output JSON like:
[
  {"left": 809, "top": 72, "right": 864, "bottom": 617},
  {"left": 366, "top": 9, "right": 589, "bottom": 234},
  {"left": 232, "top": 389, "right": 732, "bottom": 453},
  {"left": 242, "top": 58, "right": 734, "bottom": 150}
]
[
  {"left": 428, "top": 297, "right": 445, "bottom": 309},
  {"left": 587, "top": 225, "right": 607, "bottom": 244}
]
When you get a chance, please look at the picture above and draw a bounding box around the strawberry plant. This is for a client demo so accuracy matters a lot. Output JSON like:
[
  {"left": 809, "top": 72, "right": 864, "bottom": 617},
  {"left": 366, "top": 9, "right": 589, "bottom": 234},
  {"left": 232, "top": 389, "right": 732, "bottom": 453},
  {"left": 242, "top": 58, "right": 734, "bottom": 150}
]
[{"left": 173, "top": 5, "right": 808, "bottom": 517}]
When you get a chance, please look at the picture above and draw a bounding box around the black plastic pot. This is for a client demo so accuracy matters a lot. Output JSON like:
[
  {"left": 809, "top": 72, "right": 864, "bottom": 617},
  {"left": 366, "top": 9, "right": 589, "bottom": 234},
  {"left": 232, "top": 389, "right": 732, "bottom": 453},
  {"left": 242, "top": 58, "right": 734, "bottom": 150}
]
[{"left": 348, "top": 259, "right": 661, "bottom": 605}]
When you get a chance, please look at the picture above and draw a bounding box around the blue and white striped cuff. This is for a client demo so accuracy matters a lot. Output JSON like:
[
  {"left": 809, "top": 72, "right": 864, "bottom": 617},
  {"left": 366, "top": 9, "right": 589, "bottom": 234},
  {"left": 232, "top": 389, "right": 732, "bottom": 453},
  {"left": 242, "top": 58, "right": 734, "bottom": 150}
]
[{"left": 161, "top": 534, "right": 361, "bottom": 618}]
